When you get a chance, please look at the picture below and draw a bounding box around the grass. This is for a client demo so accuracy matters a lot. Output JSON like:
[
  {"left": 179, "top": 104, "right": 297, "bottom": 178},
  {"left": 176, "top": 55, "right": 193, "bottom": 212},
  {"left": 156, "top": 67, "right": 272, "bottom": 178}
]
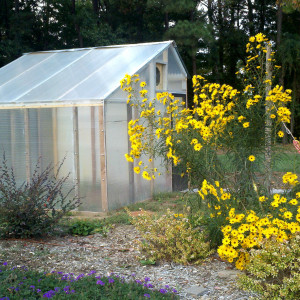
[{"left": 0, "top": 262, "right": 179, "bottom": 299}]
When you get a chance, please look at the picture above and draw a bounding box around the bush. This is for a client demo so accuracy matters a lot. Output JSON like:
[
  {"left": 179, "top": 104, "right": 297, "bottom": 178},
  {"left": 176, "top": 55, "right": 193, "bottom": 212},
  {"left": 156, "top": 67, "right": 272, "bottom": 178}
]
[
  {"left": 68, "top": 219, "right": 110, "bottom": 236},
  {"left": 0, "top": 262, "right": 179, "bottom": 299},
  {"left": 129, "top": 209, "right": 213, "bottom": 265},
  {"left": 0, "top": 156, "right": 81, "bottom": 238},
  {"left": 237, "top": 234, "right": 300, "bottom": 300}
]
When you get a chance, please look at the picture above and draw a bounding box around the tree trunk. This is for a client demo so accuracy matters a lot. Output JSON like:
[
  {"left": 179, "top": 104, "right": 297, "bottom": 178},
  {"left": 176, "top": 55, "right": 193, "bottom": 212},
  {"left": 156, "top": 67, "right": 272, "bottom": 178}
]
[
  {"left": 217, "top": 0, "right": 224, "bottom": 81},
  {"left": 92, "top": 0, "right": 99, "bottom": 15},
  {"left": 247, "top": 0, "right": 254, "bottom": 36},
  {"left": 276, "top": 1, "right": 283, "bottom": 47},
  {"left": 259, "top": 0, "right": 266, "bottom": 32},
  {"left": 71, "top": 0, "right": 83, "bottom": 48},
  {"left": 264, "top": 44, "right": 272, "bottom": 194},
  {"left": 164, "top": 12, "right": 169, "bottom": 31},
  {"left": 2, "top": 0, "right": 10, "bottom": 38}
]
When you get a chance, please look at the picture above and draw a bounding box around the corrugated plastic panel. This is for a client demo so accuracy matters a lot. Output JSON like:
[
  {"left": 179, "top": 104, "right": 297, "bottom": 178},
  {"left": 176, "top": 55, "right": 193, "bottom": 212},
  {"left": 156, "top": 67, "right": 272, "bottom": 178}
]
[
  {"left": 20, "top": 49, "right": 121, "bottom": 103},
  {"left": 0, "top": 51, "right": 87, "bottom": 103},
  {"left": 0, "top": 53, "right": 54, "bottom": 87},
  {"left": 62, "top": 43, "right": 169, "bottom": 101},
  {"left": 78, "top": 106, "right": 102, "bottom": 212},
  {"left": 105, "top": 102, "right": 131, "bottom": 210},
  {"left": 0, "top": 42, "right": 172, "bottom": 105}
]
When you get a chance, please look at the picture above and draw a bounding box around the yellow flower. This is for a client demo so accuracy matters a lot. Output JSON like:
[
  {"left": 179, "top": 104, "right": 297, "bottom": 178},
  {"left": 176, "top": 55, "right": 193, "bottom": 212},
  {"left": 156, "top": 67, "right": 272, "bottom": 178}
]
[
  {"left": 125, "top": 153, "right": 134, "bottom": 162},
  {"left": 243, "top": 122, "right": 250, "bottom": 128},
  {"left": 134, "top": 166, "right": 140, "bottom": 174},
  {"left": 283, "top": 211, "right": 292, "bottom": 219},
  {"left": 194, "top": 143, "right": 202, "bottom": 151},
  {"left": 248, "top": 155, "right": 255, "bottom": 162},
  {"left": 289, "top": 199, "right": 298, "bottom": 205},
  {"left": 270, "top": 114, "right": 276, "bottom": 119},
  {"left": 142, "top": 171, "right": 151, "bottom": 181},
  {"left": 259, "top": 196, "right": 267, "bottom": 202},
  {"left": 277, "top": 131, "right": 284, "bottom": 137},
  {"left": 140, "top": 81, "right": 147, "bottom": 88}
]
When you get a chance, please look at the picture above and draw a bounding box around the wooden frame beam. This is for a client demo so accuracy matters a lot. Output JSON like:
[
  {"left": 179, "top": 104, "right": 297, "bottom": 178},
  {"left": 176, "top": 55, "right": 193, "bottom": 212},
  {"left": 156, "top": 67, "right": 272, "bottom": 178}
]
[{"left": 99, "top": 105, "right": 108, "bottom": 212}]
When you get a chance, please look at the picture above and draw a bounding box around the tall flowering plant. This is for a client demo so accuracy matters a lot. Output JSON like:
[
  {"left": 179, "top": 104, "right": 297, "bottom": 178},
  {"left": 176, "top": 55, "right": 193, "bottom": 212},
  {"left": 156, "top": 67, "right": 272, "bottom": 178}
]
[{"left": 121, "top": 33, "right": 299, "bottom": 269}]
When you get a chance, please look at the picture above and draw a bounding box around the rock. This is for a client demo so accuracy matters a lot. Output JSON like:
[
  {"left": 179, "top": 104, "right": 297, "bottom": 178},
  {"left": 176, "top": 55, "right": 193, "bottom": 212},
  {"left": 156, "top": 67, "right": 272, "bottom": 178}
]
[
  {"left": 186, "top": 285, "right": 209, "bottom": 297},
  {"left": 217, "top": 270, "right": 242, "bottom": 279}
]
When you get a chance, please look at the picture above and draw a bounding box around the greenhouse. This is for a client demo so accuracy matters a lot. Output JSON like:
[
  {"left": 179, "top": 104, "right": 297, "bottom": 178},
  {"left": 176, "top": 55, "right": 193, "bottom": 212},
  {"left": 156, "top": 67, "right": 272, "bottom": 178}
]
[{"left": 0, "top": 41, "right": 188, "bottom": 212}]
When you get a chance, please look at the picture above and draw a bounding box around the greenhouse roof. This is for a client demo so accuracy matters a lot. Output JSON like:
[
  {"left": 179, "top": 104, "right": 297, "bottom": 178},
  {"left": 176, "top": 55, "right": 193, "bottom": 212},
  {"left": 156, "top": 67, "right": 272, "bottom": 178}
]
[{"left": 0, "top": 41, "right": 186, "bottom": 108}]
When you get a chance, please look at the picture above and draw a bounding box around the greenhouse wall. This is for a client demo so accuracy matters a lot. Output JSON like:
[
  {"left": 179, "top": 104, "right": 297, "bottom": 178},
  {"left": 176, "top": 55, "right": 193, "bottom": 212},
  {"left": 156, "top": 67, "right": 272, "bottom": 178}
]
[{"left": 0, "top": 40, "right": 188, "bottom": 212}]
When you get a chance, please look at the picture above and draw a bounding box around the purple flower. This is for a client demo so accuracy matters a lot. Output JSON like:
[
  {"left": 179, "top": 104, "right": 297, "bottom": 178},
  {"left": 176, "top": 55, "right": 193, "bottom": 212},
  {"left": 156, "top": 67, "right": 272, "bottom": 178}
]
[
  {"left": 76, "top": 274, "right": 85, "bottom": 280},
  {"left": 165, "top": 285, "right": 169, "bottom": 289},
  {"left": 88, "top": 270, "right": 96, "bottom": 276},
  {"left": 54, "top": 287, "right": 60, "bottom": 292},
  {"left": 37, "top": 289, "right": 42, "bottom": 293},
  {"left": 159, "top": 289, "right": 167, "bottom": 294},
  {"left": 144, "top": 277, "right": 150, "bottom": 282},
  {"left": 172, "top": 288, "right": 178, "bottom": 294},
  {"left": 3, "top": 262, "right": 7, "bottom": 266},
  {"left": 136, "top": 280, "right": 142, "bottom": 285},
  {"left": 95, "top": 275, "right": 101, "bottom": 279},
  {"left": 144, "top": 283, "right": 154, "bottom": 288},
  {"left": 144, "top": 294, "right": 151, "bottom": 298},
  {"left": 108, "top": 278, "right": 114, "bottom": 284},
  {"left": 63, "top": 286, "right": 70, "bottom": 292},
  {"left": 30, "top": 285, "right": 35, "bottom": 290},
  {"left": 97, "top": 280, "right": 105, "bottom": 286},
  {"left": 43, "top": 290, "right": 55, "bottom": 298},
  {"left": 131, "top": 273, "right": 136, "bottom": 277}
]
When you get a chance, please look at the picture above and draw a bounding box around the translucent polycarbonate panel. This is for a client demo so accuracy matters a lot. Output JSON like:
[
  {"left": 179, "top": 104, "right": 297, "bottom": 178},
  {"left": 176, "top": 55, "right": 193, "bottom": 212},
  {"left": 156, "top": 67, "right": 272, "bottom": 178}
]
[
  {"left": 156, "top": 53, "right": 164, "bottom": 62},
  {"left": 168, "top": 77, "right": 186, "bottom": 93},
  {"left": 0, "top": 51, "right": 87, "bottom": 103},
  {"left": 0, "top": 110, "right": 26, "bottom": 185},
  {"left": 168, "top": 47, "right": 184, "bottom": 76},
  {"left": 77, "top": 106, "right": 102, "bottom": 212},
  {"left": 0, "top": 110, "right": 13, "bottom": 169},
  {"left": 20, "top": 48, "right": 122, "bottom": 103},
  {"left": 62, "top": 43, "right": 169, "bottom": 101},
  {"left": 55, "top": 107, "right": 75, "bottom": 201},
  {"left": 134, "top": 153, "right": 152, "bottom": 202},
  {"left": 26, "top": 108, "right": 55, "bottom": 184},
  {"left": 105, "top": 102, "right": 131, "bottom": 210},
  {"left": 34, "top": 108, "right": 55, "bottom": 169},
  {"left": 108, "top": 65, "right": 150, "bottom": 102},
  {"left": 0, "top": 53, "right": 54, "bottom": 87},
  {"left": 153, "top": 157, "right": 172, "bottom": 193}
]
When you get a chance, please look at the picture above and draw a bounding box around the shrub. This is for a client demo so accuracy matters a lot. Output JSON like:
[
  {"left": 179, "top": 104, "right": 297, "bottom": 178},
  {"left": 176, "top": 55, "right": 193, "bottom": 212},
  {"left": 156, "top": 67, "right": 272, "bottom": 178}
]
[
  {"left": 68, "top": 219, "right": 110, "bottom": 236},
  {"left": 237, "top": 234, "right": 300, "bottom": 300},
  {"left": 129, "top": 209, "right": 213, "bottom": 265},
  {"left": 0, "top": 262, "right": 179, "bottom": 299},
  {"left": 0, "top": 156, "right": 81, "bottom": 238}
]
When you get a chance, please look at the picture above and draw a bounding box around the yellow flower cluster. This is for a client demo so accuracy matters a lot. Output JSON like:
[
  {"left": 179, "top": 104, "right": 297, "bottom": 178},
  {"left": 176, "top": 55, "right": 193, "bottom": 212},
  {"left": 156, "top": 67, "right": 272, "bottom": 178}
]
[
  {"left": 215, "top": 173, "right": 300, "bottom": 270},
  {"left": 282, "top": 172, "right": 299, "bottom": 185}
]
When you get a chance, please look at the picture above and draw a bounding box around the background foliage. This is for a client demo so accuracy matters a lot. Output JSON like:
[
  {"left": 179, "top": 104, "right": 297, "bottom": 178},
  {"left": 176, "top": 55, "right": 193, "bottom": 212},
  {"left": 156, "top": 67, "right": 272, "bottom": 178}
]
[{"left": 0, "top": 0, "right": 299, "bottom": 136}]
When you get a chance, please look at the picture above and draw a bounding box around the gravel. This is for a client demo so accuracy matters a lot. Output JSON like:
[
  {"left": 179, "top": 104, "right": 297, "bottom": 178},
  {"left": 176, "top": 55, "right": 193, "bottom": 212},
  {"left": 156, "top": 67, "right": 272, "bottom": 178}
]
[{"left": 0, "top": 224, "right": 254, "bottom": 299}]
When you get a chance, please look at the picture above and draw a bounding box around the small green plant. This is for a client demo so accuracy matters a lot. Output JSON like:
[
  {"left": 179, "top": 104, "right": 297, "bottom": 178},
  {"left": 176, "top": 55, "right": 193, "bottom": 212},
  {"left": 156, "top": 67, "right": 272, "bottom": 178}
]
[
  {"left": 237, "top": 234, "right": 300, "bottom": 300},
  {"left": 129, "top": 209, "right": 213, "bottom": 265},
  {"left": 68, "top": 219, "right": 110, "bottom": 236},
  {"left": 104, "top": 211, "right": 132, "bottom": 225},
  {"left": 0, "top": 156, "right": 81, "bottom": 238}
]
